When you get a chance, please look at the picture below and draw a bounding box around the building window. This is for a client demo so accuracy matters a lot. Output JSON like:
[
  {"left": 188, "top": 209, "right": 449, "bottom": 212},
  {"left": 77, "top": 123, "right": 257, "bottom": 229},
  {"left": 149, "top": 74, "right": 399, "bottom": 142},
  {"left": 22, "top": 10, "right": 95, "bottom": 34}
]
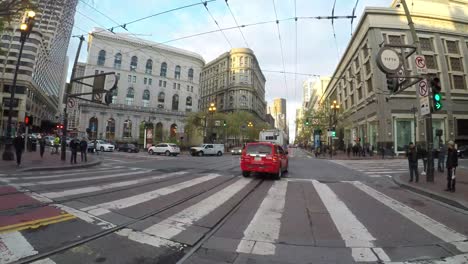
[
  {"left": 357, "top": 87, "right": 363, "bottom": 101},
  {"left": 112, "top": 87, "right": 118, "bottom": 103},
  {"left": 187, "top": 85, "right": 190, "bottom": 91},
  {"left": 354, "top": 57, "right": 359, "bottom": 70},
  {"left": 142, "top": 89, "right": 150, "bottom": 107},
  {"left": 126, "top": 87, "right": 135, "bottom": 105},
  {"left": 172, "top": 94, "right": 179, "bottom": 111},
  {"left": 159, "top": 80, "right": 162, "bottom": 87},
  {"left": 362, "top": 45, "right": 369, "bottom": 58},
  {"left": 425, "top": 55, "right": 438, "bottom": 70},
  {"left": 123, "top": 120, "right": 132, "bottom": 138},
  {"left": 97, "top": 50, "right": 106, "bottom": 66},
  {"left": 240, "top": 95, "right": 247, "bottom": 107},
  {"left": 130, "top": 56, "right": 138, "bottom": 71},
  {"left": 191, "top": 86, "right": 193, "bottom": 92},
  {"left": 449, "top": 57, "right": 463, "bottom": 72},
  {"left": 163, "top": 81, "right": 167, "bottom": 87},
  {"left": 173, "top": 83, "right": 176, "bottom": 89},
  {"left": 452, "top": 75, "right": 466, "bottom": 90},
  {"left": 149, "top": 78, "right": 152, "bottom": 85},
  {"left": 95, "top": 70, "right": 99, "bottom": 75},
  {"left": 114, "top": 53, "right": 122, "bottom": 69},
  {"left": 446, "top": 40, "right": 459, "bottom": 54},
  {"left": 188, "top": 68, "right": 194, "bottom": 81},
  {"left": 366, "top": 79, "right": 373, "bottom": 93},
  {"left": 145, "top": 59, "right": 153, "bottom": 74},
  {"left": 420, "top": 38, "right": 434, "bottom": 52},
  {"left": 158, "top": 92, "right": 165, "bottom": 103},
  {"left": 186, "top": 96, "right": 192, "bottom": 106},
  {"left": 388, "top": 35, "right": 403, "bottom": 45},
  {"left": 175, "top": 65, "right": 181, "bottom": 79},
  {"left": 128, "top": 75, "right": 131, "bottom": 82},
  {"left": 132, "top": 76, "right": 136, "bottom": 83},
  {"left": 364, "top": 61, "right": 371, "bottom": 75},
  {"left": 177, "top": 83, "right": 180, "bottom": 90},
  {"left": 160, "top": 62, "right": 167, "bottom": 77},
  {"left": 144, "top": 77, "right": 147, "bottom": 85}
]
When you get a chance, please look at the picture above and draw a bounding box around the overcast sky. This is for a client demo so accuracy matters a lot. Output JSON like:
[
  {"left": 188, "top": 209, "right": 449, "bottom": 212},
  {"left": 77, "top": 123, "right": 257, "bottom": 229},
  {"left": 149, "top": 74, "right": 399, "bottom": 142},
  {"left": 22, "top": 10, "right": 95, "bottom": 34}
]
[{"left": 67, "top": 0, "right": 391, "bottom": 142}]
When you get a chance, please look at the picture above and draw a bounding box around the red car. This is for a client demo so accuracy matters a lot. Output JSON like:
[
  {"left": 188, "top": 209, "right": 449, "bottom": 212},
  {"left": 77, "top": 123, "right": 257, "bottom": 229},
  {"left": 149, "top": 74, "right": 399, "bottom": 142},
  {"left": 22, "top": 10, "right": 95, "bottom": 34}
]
[{"left": 240, "top": 142, "right": 288, "bottom": 179}]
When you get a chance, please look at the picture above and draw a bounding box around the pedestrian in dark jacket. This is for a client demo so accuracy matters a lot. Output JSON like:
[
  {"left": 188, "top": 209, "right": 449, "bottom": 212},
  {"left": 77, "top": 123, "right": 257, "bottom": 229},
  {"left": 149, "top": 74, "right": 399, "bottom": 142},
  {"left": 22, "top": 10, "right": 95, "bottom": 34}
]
[
  {"left": 417, "top": 146, "right": 428, "bottom": 175},
  {"left": 445, "top": 141, "right": 458, "bottom": 192},
  {"left": 406, "top": 142, "right": 419, "bottom": 182},
  {"left": 39, "top": 134, "right": 46, "bottom": 158},
  {"left": 70, "top": 137, "right": 79, "bottom": 164},
  {"left": 13, "top": 134, "right": 25, "bottom": 166},
  {"left": 80, "top": 138, "right": 88, "bottom": 162}
]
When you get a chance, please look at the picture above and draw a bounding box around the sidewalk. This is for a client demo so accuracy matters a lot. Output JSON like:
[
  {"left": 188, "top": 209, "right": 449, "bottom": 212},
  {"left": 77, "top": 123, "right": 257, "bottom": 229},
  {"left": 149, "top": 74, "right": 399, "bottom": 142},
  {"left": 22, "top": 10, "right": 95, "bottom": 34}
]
[
  {"left": 0, "top": 147, "right": 101, "bottom": 173},
  {"left": 393, "top": 168, "right": 468, "bottom": 211},
  {"left": 303, "top": 149, "right": 405, "bottom": 160}
]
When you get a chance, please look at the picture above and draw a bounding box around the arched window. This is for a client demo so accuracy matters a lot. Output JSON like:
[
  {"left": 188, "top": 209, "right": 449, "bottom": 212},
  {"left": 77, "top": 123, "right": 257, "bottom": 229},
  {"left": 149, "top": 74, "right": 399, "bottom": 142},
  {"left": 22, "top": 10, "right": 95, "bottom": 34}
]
[
  {"left": 112, "top": 87, "right": 118, "bottom": 104},
  {"left": 142, "top": 89, "right": 150, "bottom": 107},
  {"left": 170, "top": 124, "right": 177, "bottom": 138},
  {"left": 123, "top": 119, "right": 132, "bottom": 138},
  {"left": 145, "top": 59, "right": 152, "bottom": 74},
  {"left": 175, "top": 65, "right": 181, "bottom": 79},
  {"left": 188, "top": 68, "right": 194, "bottom": 81},
  {"left": 160, "top": 62, "right": 167, "bottom": 77},
  {"left": 97, "top": 50, "right": 106, "bottom": 66},
  {"left": 240, "top": 95, "right": 247, "bottom": 107},
  {"left": 88, "top": 117, "right": 98, "bottom": 139},
  {"left": 126, "top": 87, "right": 135, "bottom": 105},
  {"left": 186, "top": 96, "right": 192, "bottom": 106},
  {"left": 158, "top": 92, "right": 165, "bottom": 103},
  {"left": 155, "top": 122, "right": 163, "bottom": 142},
  {"left": 130, "top": 56, "right": 138, "bottom": 71},
  {"left": 172, "top": 94, "right": 179, "bottom": 111},
  {"left": 106, "top": 118, "right": 115, "bottom": 140},
  {"left": 114, "top": 53, "right": 122, "bottom": 69}
]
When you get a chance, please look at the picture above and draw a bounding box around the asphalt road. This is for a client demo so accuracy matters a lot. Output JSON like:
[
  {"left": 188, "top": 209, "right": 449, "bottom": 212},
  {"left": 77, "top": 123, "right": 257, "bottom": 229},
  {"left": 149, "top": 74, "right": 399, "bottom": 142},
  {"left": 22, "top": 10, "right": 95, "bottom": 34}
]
[{"left": 0, "top": 148, "right": 467, "bottom": 264}]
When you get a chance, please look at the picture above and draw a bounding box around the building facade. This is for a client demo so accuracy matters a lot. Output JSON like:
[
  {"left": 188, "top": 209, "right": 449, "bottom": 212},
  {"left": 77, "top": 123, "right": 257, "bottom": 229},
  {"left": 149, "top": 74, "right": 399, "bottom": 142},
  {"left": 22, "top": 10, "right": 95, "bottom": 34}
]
[
  {"left": 199, "top": 48, "right": 267, "bottom": 120},
  {"left": 295, "top": 108, "right": 304, "bottom": 139},
  {"left": 270, "top": 98, "right": 288, "bottom": 137},
  {"left": 0, "top": 0, "right": 78, "bottom": 134},
  {"left": 78, "top": 29, "right": 205, "bottom": 143},
  {"left": 322, "top": 0, "right": 468, "bottom": 154},
  {"left": 66, "top": 62, "right": 85, "bottom": 130},
  {"left": 307, "top": 77, "right": 331, "bottom": 111}
]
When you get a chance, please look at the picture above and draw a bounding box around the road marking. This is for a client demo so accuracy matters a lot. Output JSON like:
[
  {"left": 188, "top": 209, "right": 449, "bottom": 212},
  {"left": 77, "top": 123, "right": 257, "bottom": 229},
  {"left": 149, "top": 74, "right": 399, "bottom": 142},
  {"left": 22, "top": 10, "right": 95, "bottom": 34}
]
[
  {"left": 144, "top": 178, "right": 252, "bottom": 239},
  {"left": 41, "top": 171, "right": 188, "bottom": 199},
  {"left": 19, "top": 170, "right": 152, "bottom": 186},
  {"left": 5, "top": 168, "right": 125, "bottom": 181},
  {"left": 353, "top": 182, "right": 468, "bottom": 253},
  {"left": 0, "top": 232, "right": 55, "bottom": 263},
  {"left": 54, "top": 204, "right": 115, "bottom": 230},
  {"left": 116, "top": 228, "right": 186, "bottom": 249},
  {"left": 386, "top": 253, "right": 468, "bottom": 264},
  {"left": 0, "top": 214, "right": 76, "bottom": 234},
  {"left": 312, "top": 180, "right": 390, "bottom": 262},
  {"left": 236, "top": 181, "right": 288, "bottom": 255},
  {"left": 81, "top": 174, "right": 220, "bottom": 216}
]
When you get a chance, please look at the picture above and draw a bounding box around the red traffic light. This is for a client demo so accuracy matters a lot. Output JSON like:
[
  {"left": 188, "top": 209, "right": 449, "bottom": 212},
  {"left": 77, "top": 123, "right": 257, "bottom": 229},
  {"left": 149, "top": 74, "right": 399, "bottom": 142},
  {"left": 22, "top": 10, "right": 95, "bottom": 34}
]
[{"left": 24, "top": 116, "right": 30, "bottom": 125}]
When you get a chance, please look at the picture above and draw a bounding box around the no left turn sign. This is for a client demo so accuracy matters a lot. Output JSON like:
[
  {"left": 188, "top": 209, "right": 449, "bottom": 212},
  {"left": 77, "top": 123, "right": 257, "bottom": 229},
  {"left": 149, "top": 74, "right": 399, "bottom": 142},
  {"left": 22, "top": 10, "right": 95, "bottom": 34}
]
[
  {"left": 418, "top": 79, "right": 428, "bottom": 97},
  {"left": 415, "top": 55, "right": 427, "bottom": 74}
]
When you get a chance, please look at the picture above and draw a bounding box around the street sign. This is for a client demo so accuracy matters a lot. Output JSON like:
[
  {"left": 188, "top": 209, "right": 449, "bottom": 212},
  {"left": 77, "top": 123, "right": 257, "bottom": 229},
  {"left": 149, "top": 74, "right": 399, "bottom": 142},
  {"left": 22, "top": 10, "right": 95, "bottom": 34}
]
[
  {"left": 418, "top": 79, "right": 429, "bottom": 97},
  {"left": 67, "top": 98, "right": 76, "bottom": 109},
  {"left": 214, "top": 120, "right": 221, "bottom": 127},
  {"left": 376, "top": 47, "right": 402, "bottom": 74},
  {"left": 414, "top": 55, "right": 428, "bottom": 74},
  {"left": 419, "top": 96, "right": 430, "bottom": 116}
]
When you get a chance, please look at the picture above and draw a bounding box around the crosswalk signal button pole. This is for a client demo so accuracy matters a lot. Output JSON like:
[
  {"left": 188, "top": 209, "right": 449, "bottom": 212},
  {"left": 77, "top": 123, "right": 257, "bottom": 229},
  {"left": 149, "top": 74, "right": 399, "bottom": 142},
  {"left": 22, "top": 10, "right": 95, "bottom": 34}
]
[{"left": 431, "top": 77, "right": 442, "bottom": 111}]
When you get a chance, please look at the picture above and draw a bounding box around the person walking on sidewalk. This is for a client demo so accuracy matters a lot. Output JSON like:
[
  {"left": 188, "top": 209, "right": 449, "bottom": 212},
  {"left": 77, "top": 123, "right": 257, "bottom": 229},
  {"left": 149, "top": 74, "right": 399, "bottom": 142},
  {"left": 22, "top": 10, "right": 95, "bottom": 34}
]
[
  {"left": 13, "top": 134, "right": 25, "bottom": 166},
  {"left": 39, "top": 134, "right": 46, "bottom": 158},
  {"left": 438, "top": 142, "right": 446, "bottom": 173},
  {"left": 70, "top": 137, "right": 79, "bottom": 164},
  {"left": 406, "top": 142, "right": 419, "bottom": 182},
  {"left": 80, "top": 138, "right": 88, "bottom": 162},
  {"left": 52, "top": 135, "right": 60, "bottom": 154},
  {"left": 445, "top": 141, "right": 458, "bottom": 192}
]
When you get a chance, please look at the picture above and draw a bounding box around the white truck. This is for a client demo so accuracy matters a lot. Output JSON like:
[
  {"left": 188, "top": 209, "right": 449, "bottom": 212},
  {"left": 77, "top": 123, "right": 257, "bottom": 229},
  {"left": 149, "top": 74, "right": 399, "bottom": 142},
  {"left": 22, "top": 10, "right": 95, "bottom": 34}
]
[
  {"left": 259, "top": 129, "right": 288, "bottom": 146},
  {"left": 190, "top": 144, "right": 224, "bottom": 156}
]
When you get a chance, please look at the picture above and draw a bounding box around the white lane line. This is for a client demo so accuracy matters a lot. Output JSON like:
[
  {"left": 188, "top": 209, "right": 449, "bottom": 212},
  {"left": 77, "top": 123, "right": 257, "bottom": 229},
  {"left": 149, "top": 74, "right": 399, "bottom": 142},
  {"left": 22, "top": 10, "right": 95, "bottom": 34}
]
[
  {"left": 81, "top": 174, "right": 219, "bottom": 216},
  {"left": 6, "top": 168, "right": 125, "bottom": 181},
  {"left": 386, "top": 253, "right": 468, "bottom": 264},
  {"left": 353, "top": 182, "right": 468, "bottom": 253},
  {"left": 311, "top": 180, "right": 390, "bottom": 262},
  {"left": 236, "top": 181, "right": 288, "bottom": 256},
  {"left": 8, "top": 167, "right": 116, "bottom": 177},
  {"left": 19, "top": 170, "right": 152, "bottom": 186},
  {"left": 31, "top": 258, "right": 57, "bottom": 264},
  {"left": 53, "top": 204, "right": 116, "bottom": 230},
  {"left": 116, "top": 228, "right": 186, "bottom": 249},
  {"left": 0, "top": 232, "right": 56, "bottom": 264},
  {"left": 41, "top": 171, "right": 188, "bottom": 199},
  {"left": 144, "top": 178, "right": 252, "bottom": 239}
]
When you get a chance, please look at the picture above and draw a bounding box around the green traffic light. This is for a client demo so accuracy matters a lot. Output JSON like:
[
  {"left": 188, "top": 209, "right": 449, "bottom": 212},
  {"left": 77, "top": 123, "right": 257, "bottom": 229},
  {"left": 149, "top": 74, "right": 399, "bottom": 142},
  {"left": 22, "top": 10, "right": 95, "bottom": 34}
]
[
  {"left": 434, "top": 93, "right": 441, "bottom": 101},
  {"left": 435, "top": 102, "right": 442, "bottom": 110}
]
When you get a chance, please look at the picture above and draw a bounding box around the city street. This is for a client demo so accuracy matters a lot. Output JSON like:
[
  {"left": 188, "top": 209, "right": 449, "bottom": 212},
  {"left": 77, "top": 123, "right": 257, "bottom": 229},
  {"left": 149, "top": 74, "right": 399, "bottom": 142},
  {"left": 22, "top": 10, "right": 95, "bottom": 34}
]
[{"left": 0, "top": 148, "right": 467, "bottom": 264}]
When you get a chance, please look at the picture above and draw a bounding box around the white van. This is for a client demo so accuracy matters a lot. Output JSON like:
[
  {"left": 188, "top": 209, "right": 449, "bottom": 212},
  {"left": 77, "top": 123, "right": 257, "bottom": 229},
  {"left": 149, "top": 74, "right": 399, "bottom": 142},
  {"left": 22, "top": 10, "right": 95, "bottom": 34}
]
[{"left": 190, "top": 144, "right": 224, "bottom": 156}]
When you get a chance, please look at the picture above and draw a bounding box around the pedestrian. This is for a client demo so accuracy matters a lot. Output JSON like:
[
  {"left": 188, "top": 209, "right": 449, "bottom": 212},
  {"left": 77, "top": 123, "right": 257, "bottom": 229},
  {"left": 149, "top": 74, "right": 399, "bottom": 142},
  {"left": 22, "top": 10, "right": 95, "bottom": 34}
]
[
  {"left": 70, "top": 137, "right": 78, "bottom": 164},
  {"left": 13, "top": 134, "right": 24, "bottom": 166},
  {"left": 39, "top": 134, "right": 46, "bottom": 158},
  {"left": 93, "top": 140, "right": 98, "bottom": 155},
  {"left": 52, "top": 135, "right": 60, "bottom": 154},
  {"left": 80, "top": 137, "right": 88, "bottom": 162},
  {"left": 417, "top": 145, "right": 428, "bottom": 176},
  {"left": 438, "top": 143, "right": 446, "bottom": 173},
  {"left": 445, "top": 141, "right": 458, "bottom": 192},
  {"left": 406, "top": 142, "right": 419, "bottom": 183}
]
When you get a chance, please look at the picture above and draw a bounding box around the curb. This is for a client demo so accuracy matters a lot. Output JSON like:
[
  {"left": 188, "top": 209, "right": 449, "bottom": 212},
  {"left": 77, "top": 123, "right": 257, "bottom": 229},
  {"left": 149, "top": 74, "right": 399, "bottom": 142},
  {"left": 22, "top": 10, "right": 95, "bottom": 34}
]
[
  {"left": 392, "top": 174, "right": 468, "bottom": 211},
  {"left": 18, "top": 160, "right": 102, "bottom": 172}
]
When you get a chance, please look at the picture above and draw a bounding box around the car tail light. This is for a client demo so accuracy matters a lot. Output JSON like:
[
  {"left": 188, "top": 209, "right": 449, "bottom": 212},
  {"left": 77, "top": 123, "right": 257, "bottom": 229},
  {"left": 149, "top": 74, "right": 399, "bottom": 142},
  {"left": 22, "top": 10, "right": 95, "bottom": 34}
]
[{"left": 266, "top": 155, "right": 279, "bottom": 162}]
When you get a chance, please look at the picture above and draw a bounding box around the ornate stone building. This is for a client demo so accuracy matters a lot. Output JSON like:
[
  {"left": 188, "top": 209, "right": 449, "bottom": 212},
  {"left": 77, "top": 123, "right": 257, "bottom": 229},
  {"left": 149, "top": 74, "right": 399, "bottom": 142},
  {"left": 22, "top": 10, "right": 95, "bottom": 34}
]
[{"left": 78, "top": 29, "right": 205, "bottom": 144}]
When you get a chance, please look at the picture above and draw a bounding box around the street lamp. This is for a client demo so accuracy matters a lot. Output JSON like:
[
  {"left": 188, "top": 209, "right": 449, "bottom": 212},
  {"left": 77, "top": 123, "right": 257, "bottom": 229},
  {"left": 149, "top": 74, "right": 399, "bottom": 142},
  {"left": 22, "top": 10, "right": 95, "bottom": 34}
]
[
  {"left": 208, "top": 103, "right": 216, "bottom": 143},
  {"left": 329, "top": 100, "right": 340, "bottom": 158},
  {"left": 2, "top": 10, "right": 35, "bottom": 161}
]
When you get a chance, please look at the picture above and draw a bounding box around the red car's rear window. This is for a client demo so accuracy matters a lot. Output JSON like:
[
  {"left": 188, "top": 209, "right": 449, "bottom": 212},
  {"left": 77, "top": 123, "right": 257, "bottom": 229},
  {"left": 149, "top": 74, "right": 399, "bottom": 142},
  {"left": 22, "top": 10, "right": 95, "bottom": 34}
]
[{"left": 246, "top": 144, "right": 273, "bottom": 154}]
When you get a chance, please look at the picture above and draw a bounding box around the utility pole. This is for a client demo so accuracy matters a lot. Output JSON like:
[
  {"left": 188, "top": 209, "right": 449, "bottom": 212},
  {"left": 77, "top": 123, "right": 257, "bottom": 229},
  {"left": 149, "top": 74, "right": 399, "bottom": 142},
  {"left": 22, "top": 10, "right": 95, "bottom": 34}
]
[
  {"left": 400, "top": 0, "right": 435, "bottom": 182},
  {"left": 61, "top": 35, "right": 85, "bottom": 161}
]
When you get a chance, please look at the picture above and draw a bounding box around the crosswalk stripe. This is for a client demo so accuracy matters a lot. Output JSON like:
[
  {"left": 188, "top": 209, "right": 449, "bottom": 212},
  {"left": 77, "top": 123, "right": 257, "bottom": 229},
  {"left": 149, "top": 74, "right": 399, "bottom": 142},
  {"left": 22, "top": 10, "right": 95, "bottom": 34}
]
[
  {"left": 353, "top": 182, "right": 468, "bottom": 253},
  {"left": 6, "top": 168, "right": 125, "bottom": 181},
  {"left": 19, "top": 170, "right": 152, "bottom": 186},
  {"left": 81, "top": 174, "right": 220, "bottom": 216},
  {"left": 0, "top": 232, "right": 56, "bottom": 264},
  {"left": 40, "top": 171, "right": 189, "bottom": 199},
  {"left": 144, "top": 178, "right": 252, "bottom": 240},
  {"left": 116, "top": 228, "right": 185, "bottom": 249},
  {"left": 236, "top": 181, "right": 288, "bottom": 255},
  {"left": 312, "top": 180, "right": 390, "bottom": 262},
  {"left": 386, "top": 253, "right": 468, "bottom": 264}
]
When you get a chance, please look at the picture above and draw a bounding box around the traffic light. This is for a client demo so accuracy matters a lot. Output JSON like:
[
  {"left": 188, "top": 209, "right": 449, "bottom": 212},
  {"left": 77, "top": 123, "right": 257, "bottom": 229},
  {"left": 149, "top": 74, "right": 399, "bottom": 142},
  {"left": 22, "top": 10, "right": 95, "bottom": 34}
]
[
  {"left": 331, "top": 128, "right": 336, "bottom": 137},
  {"left": 24, "top": 115, "right": 31, "bottom": 126},
  {"left": 223, "top": 120, "right": 227, "bottom": 127},
  {"left": 386, "top": 76, "right": 399, "bottom": 93},
  {"left": 305, "top": 118, "right": 310, "bottom": 126},
  {"left": 104, "top": 87, "right": 117, "bottom": 105},
  {"left": 431, "top": 77, "right": 442, "bottom": 111},
  {"left": 56, "top": 124, "right": 64, "bottom": 130}
]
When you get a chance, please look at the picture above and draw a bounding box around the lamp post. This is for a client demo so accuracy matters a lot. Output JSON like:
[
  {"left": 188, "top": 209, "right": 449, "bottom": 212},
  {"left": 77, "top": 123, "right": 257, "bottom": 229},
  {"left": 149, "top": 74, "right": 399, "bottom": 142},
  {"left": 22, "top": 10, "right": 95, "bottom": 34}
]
[
  {"left": 329, "top": 100, "right": 340, "bottom": 158},
  {"left": 2, "top": 10, "right": 35, "bottom": 161},
  {"left": 208, "top": 103, "right": 216, "bottom": 143},
  {"left": 247, "top": 121, "right": 253, "bottom": 142}
]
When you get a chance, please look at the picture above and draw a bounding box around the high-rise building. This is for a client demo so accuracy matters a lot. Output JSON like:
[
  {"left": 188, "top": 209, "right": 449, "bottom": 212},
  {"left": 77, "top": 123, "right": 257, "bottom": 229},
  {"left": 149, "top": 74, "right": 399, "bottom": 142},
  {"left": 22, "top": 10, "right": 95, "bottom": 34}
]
[
  {"left": 0, "top": 0, "right": 78, "bottom": 133},
  {"left": 302, "top": 78, "right": 314, "bottom": 108},
  {"left": 199, "top": 48, "right": 267, "bottom": 120},
  {"left": 270, "top": 98, "right": 288, "bottom": 137},
  {"left": 307, "top": 77, "right": 330, "bottom": 111},
  {"left": 295, "top": 108, "right": 304, "bottom": 139}
]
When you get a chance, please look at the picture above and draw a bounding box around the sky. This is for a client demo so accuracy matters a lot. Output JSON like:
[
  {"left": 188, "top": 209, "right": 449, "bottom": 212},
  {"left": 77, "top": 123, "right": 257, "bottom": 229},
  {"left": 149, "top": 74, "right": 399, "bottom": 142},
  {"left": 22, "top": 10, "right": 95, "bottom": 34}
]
[{"left": 67, "top": 0, "right": 391, "bottom": 142}]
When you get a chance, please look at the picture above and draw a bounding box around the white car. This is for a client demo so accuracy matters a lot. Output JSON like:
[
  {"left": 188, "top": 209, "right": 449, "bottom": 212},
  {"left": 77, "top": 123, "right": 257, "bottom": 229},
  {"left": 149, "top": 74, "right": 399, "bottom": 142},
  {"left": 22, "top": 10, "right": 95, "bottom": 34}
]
[
  {"left": 91, "top": 140, "right": 115, "bottom": 152},
  {"left": 190, "top": 144, "right": 224, "bottom": 156},
  {"left": 148, "top": 143, "right": 180, "bottom": 156}
]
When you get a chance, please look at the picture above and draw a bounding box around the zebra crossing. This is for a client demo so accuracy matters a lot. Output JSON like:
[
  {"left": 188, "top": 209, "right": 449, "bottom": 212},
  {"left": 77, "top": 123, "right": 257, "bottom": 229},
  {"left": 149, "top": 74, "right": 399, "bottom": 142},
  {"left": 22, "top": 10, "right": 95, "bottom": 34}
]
[
  {"left": 0, "top": 167, "right": 467, "bottom": 263},
  {"left": 330, "top": 159, "right": 422, "bottom": 178}
]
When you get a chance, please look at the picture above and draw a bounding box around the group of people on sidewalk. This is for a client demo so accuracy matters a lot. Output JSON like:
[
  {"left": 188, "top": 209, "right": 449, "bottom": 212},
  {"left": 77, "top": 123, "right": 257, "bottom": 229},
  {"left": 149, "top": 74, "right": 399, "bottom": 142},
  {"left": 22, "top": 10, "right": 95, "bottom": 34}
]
[{"left": 406, "top": 141, "right": 458, "bottom": 192}]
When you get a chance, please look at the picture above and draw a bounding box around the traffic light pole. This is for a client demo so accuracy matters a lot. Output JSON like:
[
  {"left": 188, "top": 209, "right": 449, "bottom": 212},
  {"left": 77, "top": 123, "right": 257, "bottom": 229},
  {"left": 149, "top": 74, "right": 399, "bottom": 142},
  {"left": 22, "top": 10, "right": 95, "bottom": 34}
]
[
  {"left": 61, "top": 35, "right": 84, "bottom": 161},
  {"left": 401, "top": 0, "right": 434, "bottom": 182}
]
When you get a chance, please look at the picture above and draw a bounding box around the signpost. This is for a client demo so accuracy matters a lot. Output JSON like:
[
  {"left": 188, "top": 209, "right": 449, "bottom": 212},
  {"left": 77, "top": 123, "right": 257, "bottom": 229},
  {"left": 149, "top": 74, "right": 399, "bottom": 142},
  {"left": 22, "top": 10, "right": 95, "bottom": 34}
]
[
  {"left": 414, "top": 55, "right": 427, "bottom": 74},
  {"left": 419, "top": 97, "right": 430, "bottom": 116},
  {"left": 418, "top": 79, "right": 428, "bottom": 97}
]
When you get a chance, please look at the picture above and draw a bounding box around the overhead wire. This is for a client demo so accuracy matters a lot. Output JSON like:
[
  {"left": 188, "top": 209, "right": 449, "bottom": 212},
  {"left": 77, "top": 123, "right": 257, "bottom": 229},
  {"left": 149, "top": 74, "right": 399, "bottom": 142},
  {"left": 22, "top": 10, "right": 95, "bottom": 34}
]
[
  {"left": 224, "top": 0, "right": 248, "bottom": 48},
  {"left": 199, "top": 0, "right": 232, "bottom": 48},
  {"left": 350, "top": 0, "right": 360, "bottom": 36},
  {"left": 330, "top": 0, "right": 340, "bottom": 60},
  {"left": 271, "top": 0, "right": 288, "bottom": 99}
]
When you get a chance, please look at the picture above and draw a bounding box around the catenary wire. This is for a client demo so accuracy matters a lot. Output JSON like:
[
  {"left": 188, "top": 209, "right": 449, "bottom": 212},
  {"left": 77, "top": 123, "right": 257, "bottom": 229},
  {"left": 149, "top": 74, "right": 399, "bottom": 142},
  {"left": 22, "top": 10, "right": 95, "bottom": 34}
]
[
  {"left": 350, "top": 0, "right": 360, "bottom": 36},
  {"left": 199, "top": 0, "right": 232, "bottom": 48},
  {"left": 271, "top": 0, "right": 288, "bottom": 99},
  {"left": 224, "top": 0, "right": 249, "bottom": 48}
]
